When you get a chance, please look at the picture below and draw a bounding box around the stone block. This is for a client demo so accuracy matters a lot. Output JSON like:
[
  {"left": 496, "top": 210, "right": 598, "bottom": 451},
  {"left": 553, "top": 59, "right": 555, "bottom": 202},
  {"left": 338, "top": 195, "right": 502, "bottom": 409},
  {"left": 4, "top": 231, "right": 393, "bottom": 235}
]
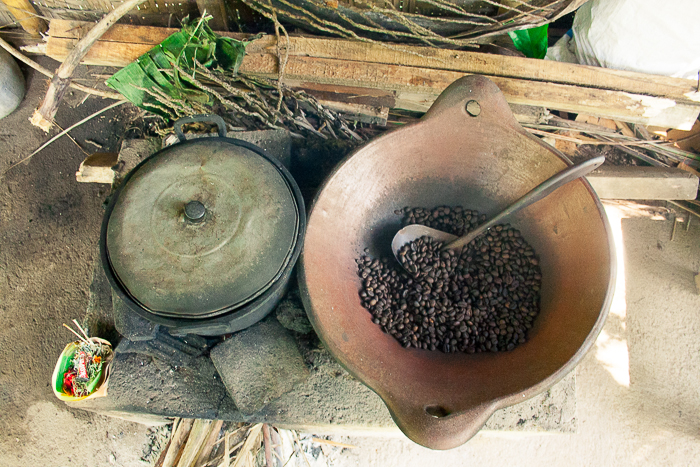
[
  {"left": 67, "top": 348, "right": 238, "bottom": 420},
  {"left": 210, "top": 318, "right": 310, "bottom": 415},
  {"left": 115, "top": 137, "right": 160, "bottom": 181}
]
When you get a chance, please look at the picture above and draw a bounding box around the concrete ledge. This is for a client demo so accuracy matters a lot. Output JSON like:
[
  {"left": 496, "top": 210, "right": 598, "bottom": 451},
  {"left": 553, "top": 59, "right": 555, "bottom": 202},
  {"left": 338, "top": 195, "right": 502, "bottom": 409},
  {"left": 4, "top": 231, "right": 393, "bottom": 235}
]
[{"left": 69, "top": 332, "right": 577, "bottom": 435}]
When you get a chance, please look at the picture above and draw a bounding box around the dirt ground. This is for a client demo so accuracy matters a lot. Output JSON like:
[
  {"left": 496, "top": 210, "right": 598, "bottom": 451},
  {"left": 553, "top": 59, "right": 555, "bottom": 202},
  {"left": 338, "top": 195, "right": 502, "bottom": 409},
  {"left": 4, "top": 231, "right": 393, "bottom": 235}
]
[
  {"left": 2, "top": 57, "right": 700, "bottom": 467},
  {"left": 0, "top": 58, "right": 153, "bottom": 466}
]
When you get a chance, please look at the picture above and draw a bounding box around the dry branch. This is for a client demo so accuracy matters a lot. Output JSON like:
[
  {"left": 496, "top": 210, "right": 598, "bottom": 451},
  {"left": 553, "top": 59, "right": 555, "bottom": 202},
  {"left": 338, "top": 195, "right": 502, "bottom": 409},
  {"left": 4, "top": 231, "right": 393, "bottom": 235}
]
[
  {"left": 162, "top": 418, "right": 196, "bottom": 467},
  {"left": 192, "top": 420, "right": 225, "bottom": 467},
  {"left": 0, "top": 36, "right": 121, "bottom": 100},
  {"left": 231, "top": 424, "right": 263, "bottom": 467},
  {"left": 30, "top": 0, "right": 145, "bottom": 132}
]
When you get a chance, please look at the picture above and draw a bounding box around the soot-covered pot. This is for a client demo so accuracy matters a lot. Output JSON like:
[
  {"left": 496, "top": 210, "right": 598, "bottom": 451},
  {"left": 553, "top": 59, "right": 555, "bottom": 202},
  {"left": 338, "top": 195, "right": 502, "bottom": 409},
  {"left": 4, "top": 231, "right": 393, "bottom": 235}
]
[{"left": 101, "top": 115, "right": 305, "bottom": 336}]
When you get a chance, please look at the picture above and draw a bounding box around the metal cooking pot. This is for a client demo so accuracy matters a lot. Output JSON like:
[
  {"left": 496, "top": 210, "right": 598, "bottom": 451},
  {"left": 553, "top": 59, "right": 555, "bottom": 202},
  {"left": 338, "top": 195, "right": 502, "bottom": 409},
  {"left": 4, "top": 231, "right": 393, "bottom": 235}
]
[
  {"left": 299, "top": 76, "right": 615, "bottom": 449},
  {"left": 101, "top": 115, "right": 305, "bottom": 336}
]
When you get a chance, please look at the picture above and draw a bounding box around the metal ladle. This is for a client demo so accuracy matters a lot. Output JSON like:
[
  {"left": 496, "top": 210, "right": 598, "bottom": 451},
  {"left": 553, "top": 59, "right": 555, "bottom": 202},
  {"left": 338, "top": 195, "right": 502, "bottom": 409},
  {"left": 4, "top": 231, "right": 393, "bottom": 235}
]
[{"left": 391, "top": 155, "right": 605, "bottom": 262}]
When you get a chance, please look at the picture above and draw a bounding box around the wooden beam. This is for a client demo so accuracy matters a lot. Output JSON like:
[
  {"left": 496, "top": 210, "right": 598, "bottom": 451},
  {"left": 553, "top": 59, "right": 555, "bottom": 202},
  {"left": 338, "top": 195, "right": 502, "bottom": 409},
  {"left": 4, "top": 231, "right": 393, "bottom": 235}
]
[
  {"left": 1, "top": 0, "right": 46, "bottom": 36},
  {"left": 45, "top": 20, "right": 700, "bottom": 129},
  {"left": 587, "top": 166, "right": 699, "bottom": 200},
  {"left": 196, "top": 0, "right": 229, "bottom": 31}
]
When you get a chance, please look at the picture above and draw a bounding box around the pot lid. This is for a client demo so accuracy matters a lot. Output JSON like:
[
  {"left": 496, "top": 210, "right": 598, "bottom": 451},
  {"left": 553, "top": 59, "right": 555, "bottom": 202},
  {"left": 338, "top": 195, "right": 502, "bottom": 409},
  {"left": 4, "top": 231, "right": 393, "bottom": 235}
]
[{"left": 105, "top": 139, "right": 299, "bottom": 319}]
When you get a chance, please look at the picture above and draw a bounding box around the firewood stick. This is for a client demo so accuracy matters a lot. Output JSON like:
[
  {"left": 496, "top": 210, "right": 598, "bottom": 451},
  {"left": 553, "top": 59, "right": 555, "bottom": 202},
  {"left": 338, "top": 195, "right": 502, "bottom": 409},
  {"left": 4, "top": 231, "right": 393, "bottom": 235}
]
[
  {"left": 262, "top": 424, "right": 274, "bottom": 467},
  {"left": 30, "top": 0, "right": 145, "bottom": 132}
]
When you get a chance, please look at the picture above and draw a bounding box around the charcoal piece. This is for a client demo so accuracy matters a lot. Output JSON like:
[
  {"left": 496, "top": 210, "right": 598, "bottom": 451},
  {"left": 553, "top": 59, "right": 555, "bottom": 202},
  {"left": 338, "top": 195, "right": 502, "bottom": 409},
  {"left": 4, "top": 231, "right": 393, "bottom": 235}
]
[{"left": 275, "top": 290, "right": 313, "bottom": 334}]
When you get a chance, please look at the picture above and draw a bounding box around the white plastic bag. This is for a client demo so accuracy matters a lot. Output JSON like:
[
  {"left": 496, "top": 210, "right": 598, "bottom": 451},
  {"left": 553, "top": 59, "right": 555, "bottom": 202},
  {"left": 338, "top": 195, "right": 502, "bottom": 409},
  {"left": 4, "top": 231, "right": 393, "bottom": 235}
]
[
  {"left": 570, "top": 0, "right": 700, "bottom": 79},
  {"left": 545, "top": 31, "right": 578, "bottom": 64}
]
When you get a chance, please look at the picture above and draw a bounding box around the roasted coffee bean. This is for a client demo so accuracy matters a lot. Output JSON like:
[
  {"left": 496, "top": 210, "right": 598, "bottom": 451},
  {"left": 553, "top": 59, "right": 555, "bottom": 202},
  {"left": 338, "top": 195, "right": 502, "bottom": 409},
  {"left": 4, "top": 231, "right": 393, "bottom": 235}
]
[{"left": 355, "top": 206, "right": 541, "bottom": 354}]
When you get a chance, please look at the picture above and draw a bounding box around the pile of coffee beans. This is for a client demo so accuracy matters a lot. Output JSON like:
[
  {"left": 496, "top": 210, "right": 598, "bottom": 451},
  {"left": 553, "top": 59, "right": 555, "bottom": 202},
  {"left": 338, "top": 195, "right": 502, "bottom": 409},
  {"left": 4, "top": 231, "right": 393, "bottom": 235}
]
[{"left": 356, "top": 206, "right": 542, "bottom": 353}]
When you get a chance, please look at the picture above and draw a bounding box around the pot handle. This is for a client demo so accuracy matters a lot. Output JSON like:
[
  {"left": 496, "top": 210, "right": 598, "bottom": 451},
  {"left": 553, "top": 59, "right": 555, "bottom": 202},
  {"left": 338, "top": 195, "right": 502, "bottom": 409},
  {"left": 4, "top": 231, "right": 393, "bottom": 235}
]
[
  {"left": 421, "top": 75, "right": 520, "bottom": 130},
  {"left": 386, "top": 398, "right": 498, "bottom": 450},
  {"left": 174, "top": 114, "right": 228, "bottom": 142}
]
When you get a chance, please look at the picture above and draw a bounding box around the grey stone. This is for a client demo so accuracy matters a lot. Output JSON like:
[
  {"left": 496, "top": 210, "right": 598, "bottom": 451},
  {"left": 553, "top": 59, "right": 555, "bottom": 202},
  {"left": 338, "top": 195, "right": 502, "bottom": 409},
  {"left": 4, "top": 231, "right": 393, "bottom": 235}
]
[
  {"left": 79, "top": 255, "right": 577, "bottom": 435},
  {"left": 250, "top": 342, "right": 577, "bottom": 434},
  {"left": 210, "top": 318, "right": 310, "bottom": 415},
  {"left": 116, "top": 329, "right": 209, "bottom": 368},
  {"left": 84, "top": 257, "right": 119, "bottom": 345},
  {"left": 254, "top": 342, "right": 392, "bottom": 430},
  {"left": 0, "top": 48, "right": 25, "bottom": 119},
  {"left": 484, "top": 372, "right": 577, "bottom": 432},
  {"left": 72, "top": 330, "right": 577, "bottom": 434}
]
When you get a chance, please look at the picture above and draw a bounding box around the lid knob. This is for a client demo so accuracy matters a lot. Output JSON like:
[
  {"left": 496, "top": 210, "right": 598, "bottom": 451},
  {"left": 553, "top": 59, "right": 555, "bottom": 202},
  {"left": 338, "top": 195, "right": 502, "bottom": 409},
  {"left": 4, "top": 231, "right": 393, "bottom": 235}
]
[{"left": 184, "top": 200, "right": 206, "bottom": 223}]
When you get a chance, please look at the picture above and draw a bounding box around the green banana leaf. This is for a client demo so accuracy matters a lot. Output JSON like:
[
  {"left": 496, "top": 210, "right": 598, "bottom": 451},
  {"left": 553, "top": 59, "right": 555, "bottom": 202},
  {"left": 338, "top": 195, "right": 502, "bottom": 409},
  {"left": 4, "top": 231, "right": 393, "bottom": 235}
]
[
  {"left": 508, "top": 24, "right": 549, "bottom": 59},
  {"left": 106, "top": 16, "right": 248, "bottom": 118}
]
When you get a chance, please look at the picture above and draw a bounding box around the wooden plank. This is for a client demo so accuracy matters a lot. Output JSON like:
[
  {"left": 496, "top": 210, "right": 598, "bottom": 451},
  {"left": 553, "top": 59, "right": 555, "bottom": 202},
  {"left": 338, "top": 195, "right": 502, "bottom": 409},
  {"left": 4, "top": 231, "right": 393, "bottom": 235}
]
[
  {"left": 44, "top": 20, "right": 700, "bottom": 129},
  {"left": 1, "top": 0, "right": 46, "bottom": 36},
  {"left": 48, "top": 19, "right": 178, "bottom": 44},
  {"left": 240, "top": 54, "right": 700, "bottom": 129},
  {"left": 262, "top": 36, "right": 700, "bottom": 105},
  {"left": 47, "top": 19, "right": 700, "bottom": 106},
  {"left": 586, "top": 166, "right": 699, "bottom": 200},
  {"left": 47, "top": 37, "right": 152, "bottom": 67}
]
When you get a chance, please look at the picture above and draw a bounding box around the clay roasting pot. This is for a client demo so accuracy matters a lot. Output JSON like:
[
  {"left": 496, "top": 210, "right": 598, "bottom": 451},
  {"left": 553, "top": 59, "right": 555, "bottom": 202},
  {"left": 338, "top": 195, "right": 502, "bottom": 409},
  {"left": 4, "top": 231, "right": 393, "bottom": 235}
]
[{"left": 299, "top": 76, "right": 615, "bottom": 449}]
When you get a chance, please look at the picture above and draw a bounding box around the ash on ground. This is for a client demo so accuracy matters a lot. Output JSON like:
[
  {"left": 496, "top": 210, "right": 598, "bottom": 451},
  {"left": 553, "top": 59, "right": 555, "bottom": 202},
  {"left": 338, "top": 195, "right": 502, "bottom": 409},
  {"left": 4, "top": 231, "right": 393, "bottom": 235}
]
[{"left": 140, "top": 423, "right": 172, "bottom": 465}]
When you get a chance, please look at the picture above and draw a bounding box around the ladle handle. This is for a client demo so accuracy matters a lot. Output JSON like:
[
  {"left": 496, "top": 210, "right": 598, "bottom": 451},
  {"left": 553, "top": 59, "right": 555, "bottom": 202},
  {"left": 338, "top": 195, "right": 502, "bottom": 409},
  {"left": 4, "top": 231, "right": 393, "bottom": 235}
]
[{"left": 445, "top": 155, "right": 605, "bottom": 250}]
